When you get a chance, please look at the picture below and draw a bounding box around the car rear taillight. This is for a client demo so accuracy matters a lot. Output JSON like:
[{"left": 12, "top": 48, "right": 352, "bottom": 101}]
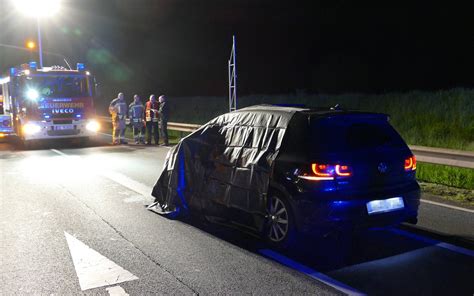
[
  {"left": 404, "top": 156, "right": 416, "bottom": 171},
  {"left": 299, "top": 163, "right": 353, "bottom": 181},
  {"left": 335, "top": 165, "right": 352, "bottom": 176},
  {"left": 312, "top": 164, "right": 333, "bottom": 177}
]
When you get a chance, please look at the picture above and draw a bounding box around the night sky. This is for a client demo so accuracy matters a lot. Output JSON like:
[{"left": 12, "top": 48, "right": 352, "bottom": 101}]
[{"left": 1, "top": 0, "right": 474, "bottom": 98}]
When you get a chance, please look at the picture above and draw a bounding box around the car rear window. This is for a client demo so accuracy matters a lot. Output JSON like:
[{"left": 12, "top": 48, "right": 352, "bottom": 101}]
[{"left": 310, "top": 116, "right": 407, "bottom": 153}]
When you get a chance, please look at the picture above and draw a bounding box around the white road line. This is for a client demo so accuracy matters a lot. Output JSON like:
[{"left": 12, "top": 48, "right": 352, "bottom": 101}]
[
  {"left": 420, "top": 199, "right": 474, "bottom": 214},
  {"left": 436, "top": 242, "right": 474, "bottom": 257},
  {"left": 101, "top": 171, "right": 152, "bottom": 196},
  {"left": 259, "top": 249, "right": 366, "bottom": 296},
  {"left": 100, "top": 170, "right": 153, "bottom": 197},
  {"left": 50, "top": 149, "right": 154, "bottom": 199},
  {"left": 64, "top": 232, "right": 138, "bottom": 291},
  {"left": 106, "top": 285, "right": 130, "bottom": 296},
  {"left": 123, "top": 195, "right": 150, "bottom": 204},
  {"left": 389, "top": 228, "right": 474, "bottom": 257},
  {"left": 50, "top": 148, "right": 68, "bottom": 157}
]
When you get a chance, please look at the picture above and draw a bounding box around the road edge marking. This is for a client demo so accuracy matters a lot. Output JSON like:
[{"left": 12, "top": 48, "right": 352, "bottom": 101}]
[
  {"left": 259, "top": 249, "right": 366, "bottom": 296},
  {"left": 100, "top": 170, "right": 152, "bottom": 197},
  {"left": 420, "top": 199, "right": 474, "bottom": 214},
  {"left": 389, "top": 228, "right": 474, "bottom": 257},
  {"left": 50, "top": 149, "right": 153, "bottom": 199},
  {"left": 51, "top": 148, "right": 68, "bottom": 157}
]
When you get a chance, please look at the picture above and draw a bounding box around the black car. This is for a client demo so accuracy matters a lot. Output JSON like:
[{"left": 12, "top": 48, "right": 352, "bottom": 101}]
[{"left": 149, "top": 105, "right": 420, "bottom": 248}]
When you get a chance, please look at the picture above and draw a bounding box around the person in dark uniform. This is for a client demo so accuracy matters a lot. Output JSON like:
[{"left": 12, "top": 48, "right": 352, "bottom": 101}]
[
  {"left": 128, "top": 94, "right": 146, "bottom": 144},
  {"left": 145, "top": 94, "right": 160, "bottom": 145},
  {"left": 158, "top": 95, "right": 169, "bottom": 146}
]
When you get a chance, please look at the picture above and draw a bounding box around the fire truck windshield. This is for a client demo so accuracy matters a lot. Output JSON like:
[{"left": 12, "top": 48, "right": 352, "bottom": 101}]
[{"left": 21, "top": 75, "right": 90, "bottom": 99}]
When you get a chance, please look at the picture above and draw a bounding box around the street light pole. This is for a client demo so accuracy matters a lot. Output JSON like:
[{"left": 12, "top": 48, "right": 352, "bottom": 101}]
[
  {"left": 13, "top": 0, "right": 61, "bottom": 68},
  {"left": 37, "top": 17, "right": 44, "bottom": 68}
]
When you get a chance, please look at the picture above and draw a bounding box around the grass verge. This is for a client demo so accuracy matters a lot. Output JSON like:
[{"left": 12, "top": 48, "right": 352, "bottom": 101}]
[
  {"left": 420, "top": 183, "right": 474, "bottom": 207},
  {"left": 417, "top": 162, "right": 473, "bottom": 207},
  {"left": 417, "top": 162, "right": 474, "bottom": 190},
  {"left": 165, "top": 88, "right": 474, "bottom": 151}
]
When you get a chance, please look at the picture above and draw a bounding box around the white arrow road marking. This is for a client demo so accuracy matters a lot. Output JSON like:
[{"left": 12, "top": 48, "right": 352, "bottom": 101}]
[
  {"left": 64, "top": 232, "right": 138, "bottom": 291},
  {"left": 106, "top": 285, "right": 130, "bottom": 296}
]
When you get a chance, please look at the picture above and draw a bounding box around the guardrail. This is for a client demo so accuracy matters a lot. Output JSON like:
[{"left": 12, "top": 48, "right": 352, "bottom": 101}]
[
  {"left": 409, "top": 146, "right": 474, "bottom": 169},
  {"left": 97, "top": 116, "right": 201, "bottom": 133},
  {"left": 96, "top": 116, "right": 474, "bottom": 169}
]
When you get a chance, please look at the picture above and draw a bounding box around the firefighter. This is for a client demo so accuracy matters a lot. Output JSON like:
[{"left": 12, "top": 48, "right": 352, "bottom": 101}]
[
  {"left": 158, "top": 95, "right": 169, "bottom": 146},
  {"left": 145, "top": 94, "right": 160, "bottom": 145},
  {"left": 128, "top": 94, "right": 145, "bottom": 144},
  {"left": 109, "top": 92, "right": 128, "bottom": 145}
]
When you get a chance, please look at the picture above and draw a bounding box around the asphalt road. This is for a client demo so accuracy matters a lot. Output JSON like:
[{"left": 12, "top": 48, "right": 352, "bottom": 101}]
[{"left": 1, "top": 136, "right": 473, "bottom": 295}]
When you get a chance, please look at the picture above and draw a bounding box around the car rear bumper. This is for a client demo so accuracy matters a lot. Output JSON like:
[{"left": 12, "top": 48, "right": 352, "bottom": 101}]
[{"left": 290, "top": 183, "right": 420, "bottom": 237}]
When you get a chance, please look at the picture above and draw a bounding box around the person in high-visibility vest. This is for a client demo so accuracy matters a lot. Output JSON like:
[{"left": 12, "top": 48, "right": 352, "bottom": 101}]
[
  {"left": 145, "top": 94, "right": 160, "bottom": 145},
  {"left": 128, "top": 94, "right": 145, "bottom": 144},
  {"left": 109, "top": 92, "right": 128, "bottom": 145}
]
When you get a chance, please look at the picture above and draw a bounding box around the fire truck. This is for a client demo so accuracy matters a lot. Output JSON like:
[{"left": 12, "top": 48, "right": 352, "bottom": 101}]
[
  {"left": 0, "top": 93, "right": 14, "bottom": 139},
  {"left": 0, "top": 62, "right": 100, "bottom": 146}
]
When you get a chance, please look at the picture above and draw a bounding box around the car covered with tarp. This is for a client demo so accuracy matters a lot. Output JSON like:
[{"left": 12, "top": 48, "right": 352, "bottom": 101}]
[{"left": 148, "top": 105, "right": 420, "bottom": 247}]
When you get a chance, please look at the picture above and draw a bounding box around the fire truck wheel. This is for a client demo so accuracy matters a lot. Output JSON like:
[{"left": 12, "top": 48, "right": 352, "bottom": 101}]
[
  {"left": 80, "top": 137, "right": 90, "bottom": 147},
  {"left": 22, "top": 140, "right": 35, "bottom": 150}
]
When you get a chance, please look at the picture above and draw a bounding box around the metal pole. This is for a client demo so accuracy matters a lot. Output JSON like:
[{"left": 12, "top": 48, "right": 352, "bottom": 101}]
[
  {"left": 228, "top": 35, "right": 237, "bottom": 112},
  {"left": 228, "top": 58, "right": 231, "bottom": 112},
  {"left": 37, "top": 17, "right": 43, "bottom": 68},
  {"left": 232, "top": 35, "right": 237, "bottom": 111}
]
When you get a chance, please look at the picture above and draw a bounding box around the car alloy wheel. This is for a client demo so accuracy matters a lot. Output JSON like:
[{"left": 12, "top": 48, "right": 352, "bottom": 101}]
[{"left": 267, "top": 194, "right": 289, "bottom": 242}]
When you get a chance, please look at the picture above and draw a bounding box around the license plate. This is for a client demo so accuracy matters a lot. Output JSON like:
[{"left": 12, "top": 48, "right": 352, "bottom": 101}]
[
  {"left": 55, "top": 125, "right": 74, "bottom": 130},
  {"left": 366, "top": 197, "right": 404, "bottom": 215}
]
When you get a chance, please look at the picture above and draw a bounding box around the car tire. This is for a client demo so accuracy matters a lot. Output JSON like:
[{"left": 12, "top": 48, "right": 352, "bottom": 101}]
[
  {"left": 264, "top": 190, "right": 296, "bottom": 249},
  {"left": 22, "top": 140, "right": 35, "bottom": 150}
]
